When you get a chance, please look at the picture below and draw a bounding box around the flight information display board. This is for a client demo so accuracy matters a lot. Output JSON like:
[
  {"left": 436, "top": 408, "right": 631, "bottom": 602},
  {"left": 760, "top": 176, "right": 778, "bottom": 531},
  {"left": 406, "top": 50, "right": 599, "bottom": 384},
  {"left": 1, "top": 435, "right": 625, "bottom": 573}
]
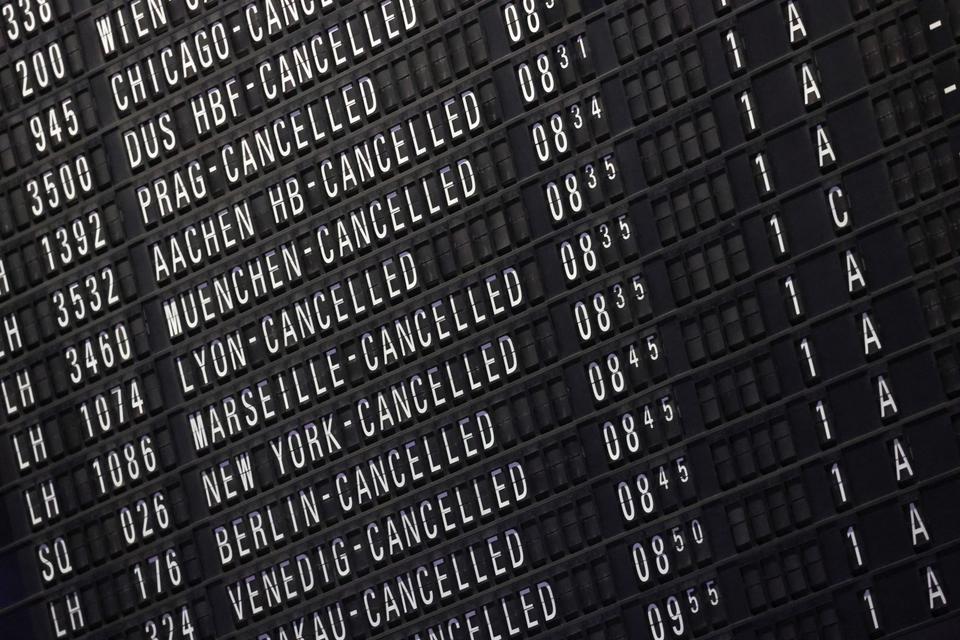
[{"left": 0, "top": 0, "right": 959, "bottom": 638}]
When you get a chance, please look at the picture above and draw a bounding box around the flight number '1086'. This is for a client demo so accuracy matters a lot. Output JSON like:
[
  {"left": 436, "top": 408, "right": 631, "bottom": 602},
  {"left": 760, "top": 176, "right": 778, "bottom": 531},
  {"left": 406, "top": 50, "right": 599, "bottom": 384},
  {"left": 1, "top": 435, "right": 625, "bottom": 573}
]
[{"left": 2, "top": 0, "right": 54, "bottom": 44}]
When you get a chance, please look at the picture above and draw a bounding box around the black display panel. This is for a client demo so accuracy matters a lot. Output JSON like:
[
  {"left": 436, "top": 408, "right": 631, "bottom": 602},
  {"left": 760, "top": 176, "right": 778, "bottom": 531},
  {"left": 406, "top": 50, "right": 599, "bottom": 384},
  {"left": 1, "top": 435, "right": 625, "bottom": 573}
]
[{"left": 0, "top": 0, "right": 959, "bottom": 638}]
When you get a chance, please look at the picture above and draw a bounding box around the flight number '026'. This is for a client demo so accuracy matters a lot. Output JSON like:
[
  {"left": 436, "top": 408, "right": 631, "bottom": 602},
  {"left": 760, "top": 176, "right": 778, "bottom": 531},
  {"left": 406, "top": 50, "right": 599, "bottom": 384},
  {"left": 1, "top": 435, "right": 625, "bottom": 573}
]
[{"left": 617, "top": 457, "right": 690, "bottom": 522}]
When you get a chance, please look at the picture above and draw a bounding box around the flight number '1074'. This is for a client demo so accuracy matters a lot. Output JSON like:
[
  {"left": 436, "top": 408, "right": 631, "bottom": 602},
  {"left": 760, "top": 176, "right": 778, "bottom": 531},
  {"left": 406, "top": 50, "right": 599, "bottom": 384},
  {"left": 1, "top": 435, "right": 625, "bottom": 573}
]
[{"left": 78, "top": 376, "right": 146, "bottom": 440}]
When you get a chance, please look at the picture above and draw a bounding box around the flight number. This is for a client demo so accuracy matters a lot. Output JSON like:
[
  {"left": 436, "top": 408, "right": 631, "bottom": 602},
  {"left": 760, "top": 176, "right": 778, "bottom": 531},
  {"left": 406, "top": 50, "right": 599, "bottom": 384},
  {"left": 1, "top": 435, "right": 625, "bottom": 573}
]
[
  {"left": 2, "top": 0, "right": 54, "bottom": 44},
  {"left": 78, "top": 376, "right": 147, "bottom": 440},
  {"left": 64, "top": 320, "right": 133, "bottom": 385},
  {"left": 518, "top": 51, "right": 557, "bottom": 103},
  {"left": 132, "top": 547, "right": 183, "bottom": 602},
  {"left": 26, "top": 152, "right": 94, "bottom": 217},
  {"left": 119, "top": 489, "right": 171, "bottom": 548},
  {"left": 617, "top": 456, "right": 690, "bottom": 522},
  {"left": 15, "top": 39, "right": 66, "bottom": 98},
  {"left": 560, "top": 215, "right": 629, "bottom": 281},
  {"left": 646, "top": 581, "right": 721, "bottom": 640},
  {"left": 143, "top": 605, "right": 197, "bottom": 640},
  {"left": 38, "top": 209, "right": 107, "bottom": 273},
  {"left": 28, "top": 96, "right": 80, "bottom": 154},
  {"left": 90, "top": 433, "right": 158, "bottom": 496},
  {"left": 50, "top": 265, "right": 121, "bottom": 329}
]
